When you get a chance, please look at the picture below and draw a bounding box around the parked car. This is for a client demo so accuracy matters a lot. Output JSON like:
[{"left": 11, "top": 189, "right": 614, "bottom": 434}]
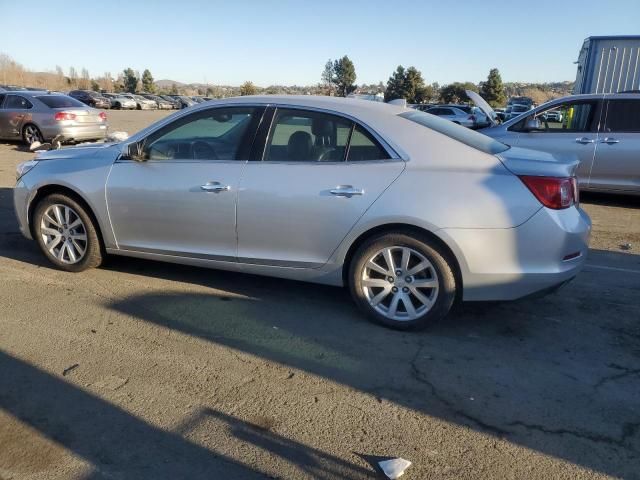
[
  {"left": 141, "top": 94, "right": 174, "bottom": 110},
  {"left": 159, "top": 95, "right": 181, "bottom": 109},
  {"left": 424, "top": 105, "right": 490, "bottom": 129},
  {"left": 0, "top": 91, "right": 107, "bottom": 144},
  {"left": 190, "top": 96, "right": 206, "bottom": 104},
  {"left": 68, "top": 90, "right": 111, "bottom": 109},
  {"left": 14, "top": 95, "right": 590, "bottom": 330},
  {"left": 102, "top": 93, "right": 136, "bottom": 110},
  {"left": 118, "top": 94, "right": 157, "bottom": 110},
  {"left": 494, "top": 108, "right": 506, "bottom": 122},
  {"left": 168, "top": 95, "right": 196, "bottom": 109},
  {"left": 0, "top": 84, "right": 29, "bottom": 92},
  {"left": 471, "top": 90, "right": 640, "bottom": 195},
  {"left": 505, "top": 103, "right": 532, "bottom": 121}
]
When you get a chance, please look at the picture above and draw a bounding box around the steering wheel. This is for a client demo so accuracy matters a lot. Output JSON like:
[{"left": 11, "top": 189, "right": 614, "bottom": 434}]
[{"left": 191, "top": 141, "right": 219, "bottom": 160}]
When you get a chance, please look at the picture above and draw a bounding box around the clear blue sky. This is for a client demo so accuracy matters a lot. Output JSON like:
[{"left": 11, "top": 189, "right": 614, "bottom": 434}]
[{"left": 1, "top": 0, "right": 639, "bottom": 86}]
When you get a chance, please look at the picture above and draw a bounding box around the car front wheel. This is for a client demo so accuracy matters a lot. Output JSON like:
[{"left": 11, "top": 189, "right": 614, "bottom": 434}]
[
  {"left": 33, "top": 194, "right": 103, "bottom": 272},
  {"left": 349, "top": 233, "right": 456, "bottom": 330}
]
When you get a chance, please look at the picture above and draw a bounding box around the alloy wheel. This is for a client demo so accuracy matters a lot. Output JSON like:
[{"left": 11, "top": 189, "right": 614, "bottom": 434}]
[
  {"left": 40, "top": 204, "right": 88, "bottom": 264},
  {"left": 361, "top": 246, "right": 439, "bottom": 321},
  {"left": 24, "top": 125, "right": 43, "bottom": 145}
]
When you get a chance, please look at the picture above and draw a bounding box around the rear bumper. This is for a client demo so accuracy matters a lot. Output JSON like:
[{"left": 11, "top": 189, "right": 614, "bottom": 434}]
[
  {"left": 41, "top": 123, "right": 108, "bottom": 142},
  {"left": 441, "top": 206, "right": 591, "bottom": 301}
]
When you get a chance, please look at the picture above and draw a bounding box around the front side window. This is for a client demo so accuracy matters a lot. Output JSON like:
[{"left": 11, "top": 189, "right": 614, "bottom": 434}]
[
  {"left": 523, "top": 101, "right": 597, "bottom": 133},
  {"left": 603, "top": 99, "right": 640, "bottom": 133},
  {"left": 4, "top": 95, "right": 32, "bottom": 109},
  {"left": 264, "top": 109, "right": 352, "bottom": 162},
  {"left": 143, "top": 107, "right": 257, "bottom": 161}
]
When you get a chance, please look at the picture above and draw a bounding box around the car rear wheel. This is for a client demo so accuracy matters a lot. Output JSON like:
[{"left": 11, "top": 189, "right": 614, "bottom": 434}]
[
  {"left": 33, "top": 194, "right": 103, "bottom": 272},
  {"left": 22, "top": 124, "right": 43, "bottom": 145},
  {"left": 349, "top": 233, "right": 456, "bottom": 330}
]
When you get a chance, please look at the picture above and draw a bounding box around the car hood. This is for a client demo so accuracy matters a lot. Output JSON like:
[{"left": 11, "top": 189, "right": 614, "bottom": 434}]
[
  {"left": 497, "top": 146, "right": 579, "bottom": 177},
  {"left": 35, "top": 142, "right": 116, "bottom": 161},
  {"left": 465, "top": 90, "right": 497, "bottom": 126}
]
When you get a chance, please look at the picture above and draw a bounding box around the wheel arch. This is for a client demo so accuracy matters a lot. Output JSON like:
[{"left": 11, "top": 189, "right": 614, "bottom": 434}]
[
  {"left": 341, "top": 223, "right": 464, "bottom": 303},
  {"left": 28, "top": 184, "right": 106, "bottom": 253}
]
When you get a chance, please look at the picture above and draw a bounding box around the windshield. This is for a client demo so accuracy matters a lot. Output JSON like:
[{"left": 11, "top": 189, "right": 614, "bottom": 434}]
[
  {"left": 399, "top": 110, "right": 509, "bottom": 155},
  {"left": 36, "top": 95, "right": 86, "bottom": 108}
]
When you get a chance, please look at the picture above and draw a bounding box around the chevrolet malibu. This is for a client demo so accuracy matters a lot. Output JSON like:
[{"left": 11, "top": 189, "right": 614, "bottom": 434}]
[{"left": 13, "top": 96, "right": 591, "bottom": 330}]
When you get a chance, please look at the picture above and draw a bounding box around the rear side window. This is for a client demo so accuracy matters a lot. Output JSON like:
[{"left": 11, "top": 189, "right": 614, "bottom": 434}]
[
  {"left": 604, "top": 100, "right": 640, "bottom": 132},
  {"left": 37, "top": 95, "right": 86, "bottom": 108},
  {"left": 400, "top": 109, "right": 509, "bottom": 155},
  {"left": 347, "top": 125, "right": 389, "bottom": 161},
  {"left": 4, "top": 95, "right": 32, "bottom": 109}
]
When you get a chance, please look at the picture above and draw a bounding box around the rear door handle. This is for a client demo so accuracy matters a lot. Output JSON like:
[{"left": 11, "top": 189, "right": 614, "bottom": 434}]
[
  {"left": 600, "top": 137, "right": 620, "bottom": 144},
  {"left": 330, "top": 185, "right": 364, "bottom": 197},
  {"left": 575, "top": 137, "right": 595, "bottom": 144},
  {"left": 200, "top": 182, "right": 230, "bottom": 193}
]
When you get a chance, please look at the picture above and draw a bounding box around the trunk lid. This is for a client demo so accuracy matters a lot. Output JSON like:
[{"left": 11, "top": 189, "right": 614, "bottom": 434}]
[
  {"left": 465, "top": 90, "right": 498, "bottom": 126},
  {"left": 496, "top": 146, "right": 579, "bottom": 178}
]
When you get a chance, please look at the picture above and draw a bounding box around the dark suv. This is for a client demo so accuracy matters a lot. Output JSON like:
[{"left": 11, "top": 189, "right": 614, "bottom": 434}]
[{"left": 68, "top": 90, "right": 111, "bottom": 109}]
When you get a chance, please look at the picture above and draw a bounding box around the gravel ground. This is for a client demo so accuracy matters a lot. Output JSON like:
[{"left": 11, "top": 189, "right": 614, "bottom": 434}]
[{"left": 0, "top": 109, "right": 638, "bottom": 479}]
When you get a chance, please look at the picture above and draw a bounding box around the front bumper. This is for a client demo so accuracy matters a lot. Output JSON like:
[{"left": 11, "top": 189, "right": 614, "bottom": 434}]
[{"left": 441, "top": 206, "right": 591, "bottom": 301}]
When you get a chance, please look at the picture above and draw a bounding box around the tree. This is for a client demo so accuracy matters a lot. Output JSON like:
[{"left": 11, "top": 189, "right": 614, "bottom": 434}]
[
  {"left": 384, "top": 65, "right": 431, "bottom": 103},
  {"left": 321, "top": 60, "right": 334, "bottom": 96},
  {"left": 68, "top": 67, "right": 78, "bottom": 88},
  {"left": 479, "top": 68, "right": 506, "bottom": 107},
  {"left": 333, "top": 56, "right": 356, "bottom": 97},
  {"left": 170, "top": 83, "right": 179, "bottom": 95},
  {"left": 123, "top": 68, "right": 138, "bottom": 93},
  {"left": 240, "top": 81, "right": 258, "bottom": 96},
  {"left": 91, "top": 80, "right": 100, "bottom": 92},
  {"left": 141, "top": 69, "right": 155, "bottom": 93},
  {"left": 439, "top": 82, "right": 478, "bottom": 104},
  {"left": 80, "top": 68, "right": 90, "bottom": 90}
]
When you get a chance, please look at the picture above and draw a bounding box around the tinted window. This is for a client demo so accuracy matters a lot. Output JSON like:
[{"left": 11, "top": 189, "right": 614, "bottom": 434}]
[
  {"left": 264, "top": 109, "right": 352, "bottom": 162},
  {"left": 347, "top": 125, "right": 389, "bottom": 161},
  {"left": 37, "top": 95, "right": 86, "bottom": 108},
  {"left": 144, "top": 107, "right": 257, "bottom": 161},
  {"left": 5, "top": 95, "right": 32, "bottom": 109},
  {"left": 400, "top": 110, "right": 510, "bottom": 155},
  {"left": 604, "top": 100, "right": 640, "bottom": 132}
]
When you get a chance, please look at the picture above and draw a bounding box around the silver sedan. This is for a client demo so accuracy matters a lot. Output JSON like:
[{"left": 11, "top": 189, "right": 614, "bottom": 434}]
[
  {"left": 13, "top": 96, "right": 591, "bottom": 330},
  {"left": 0, "top": 91, "right": 108, "bottom": 144}
]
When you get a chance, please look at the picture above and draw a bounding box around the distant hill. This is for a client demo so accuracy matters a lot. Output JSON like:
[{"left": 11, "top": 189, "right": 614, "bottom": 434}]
[{"left": 155, "top": 79, "right": 186, "bottom": 89}]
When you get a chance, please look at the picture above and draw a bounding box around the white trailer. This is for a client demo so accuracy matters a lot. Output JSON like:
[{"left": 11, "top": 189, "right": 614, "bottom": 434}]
[{"left": 573, "top": 35, "right": 640, "bottom": 94}]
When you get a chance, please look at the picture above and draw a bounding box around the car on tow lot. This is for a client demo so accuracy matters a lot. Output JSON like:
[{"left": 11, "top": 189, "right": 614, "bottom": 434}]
[
  {"left": 169, "top": 95, "right": 197, "bottom": 109},
  {"left": 102, "top": 93, "right": 137, "bottom": 110},
  {"left": 13, "top": 95, "right": 590, "bottom": 330},
  {"left": 118, "top": 94, "right": 157, "bottom": 110},
  {"left": 0, "top": 91, "right": 107, "bottom": 145},
  {"left": 471, "top": 90, "right": 640, "bottom": 195},
  {"left": 141, "top": 94, "right": 174, "bottom": 110},
  {"left": 159, "top": 95, "right": 181, "bottom": 109},
  {"left": 424, "top": 105, "right": 490, "bottom": 129},
  {"left": 68, "top": 90, "right": 111, "bottom": 109}
]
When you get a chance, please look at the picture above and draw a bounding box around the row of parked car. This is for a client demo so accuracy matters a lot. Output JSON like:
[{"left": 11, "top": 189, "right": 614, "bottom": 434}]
[
  {"left": 0, "top": 85, "right": 208, "bottom": 111},
  {"left": 410, "top": 103, "right": 493, "bottom": 129},
  {"left": 66, "top": 90, "right": 212, "bottom": 110}
]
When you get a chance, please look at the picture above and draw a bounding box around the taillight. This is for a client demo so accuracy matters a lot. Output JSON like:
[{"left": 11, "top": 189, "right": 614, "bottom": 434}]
[
  {"left": 54, "top": 111, "right": 76, "bottom": 121},
  {"left": 99, "top": 112, "right": 107, "bottom": 121},
  {"left": 519, "top": 176, "right": 577, "bottom": 210}
]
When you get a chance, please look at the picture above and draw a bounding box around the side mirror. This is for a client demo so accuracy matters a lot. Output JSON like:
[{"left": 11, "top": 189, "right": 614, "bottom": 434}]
[
  {"left": 524, "top": 116, "right": 542, "bottom": 132},
  {"left": 122, "top": 141, "right": 146, "bottom": 161}
]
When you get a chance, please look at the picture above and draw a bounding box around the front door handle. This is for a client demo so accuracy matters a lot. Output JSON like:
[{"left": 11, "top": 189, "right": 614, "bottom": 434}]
[
  {"left": 200, "top": 182, "right": 230, "bottom": 193},
  {"left": 600, "top": 137, "right": 620, "bottom": 144},
  {"left": 330, "top": 185, "right": 364, "bottom": 197},
  {"left": 575, "top": 137, "right": 595, "bottom": 144}
]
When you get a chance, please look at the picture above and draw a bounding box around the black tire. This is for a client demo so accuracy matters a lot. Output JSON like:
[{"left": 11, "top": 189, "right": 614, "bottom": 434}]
[
  {"left": 32, "top": 193, "right": 103, "bottom": 272},
  {"left": 22, "top": 124, "right": 44, "bottom": 145},
  {"left": 348, "top": 232, "right": 456, "bottom": 331},
  {"left": 115, "top": 102, "right": 121, "bottom": 110}
]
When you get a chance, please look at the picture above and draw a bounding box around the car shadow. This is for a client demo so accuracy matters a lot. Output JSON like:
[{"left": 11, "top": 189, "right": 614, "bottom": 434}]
[
  {"left": 581, "top": 191, "right": 640, "bottom": 209},
  {"left": 1, "top": 186, "right": 639, "bottom": 478}
]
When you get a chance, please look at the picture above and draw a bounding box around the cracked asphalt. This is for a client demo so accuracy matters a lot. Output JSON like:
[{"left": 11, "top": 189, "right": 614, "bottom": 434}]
[{"left": 1, "top": 110, "right": 639, "bottom": 479}]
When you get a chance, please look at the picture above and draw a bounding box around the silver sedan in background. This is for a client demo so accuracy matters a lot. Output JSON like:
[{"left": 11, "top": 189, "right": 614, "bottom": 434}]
[
  {"left": 13, "top": 96, "right": 590, "bottom": 330},
  {"left": 102, "top": 93, "right": 137, "bottom": 110},
  {"left": 0, "top": 91, "right": 108, "bottom": 144}
]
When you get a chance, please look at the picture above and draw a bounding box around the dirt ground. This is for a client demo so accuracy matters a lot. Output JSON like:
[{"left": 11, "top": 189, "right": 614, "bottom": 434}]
[{"left": 0, "top": 110, "right": 639, "bottom": 479}]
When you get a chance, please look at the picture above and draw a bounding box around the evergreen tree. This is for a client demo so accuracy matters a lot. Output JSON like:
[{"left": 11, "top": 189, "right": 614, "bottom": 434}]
[
  {"left": 123, "top": 68, "right": 138, "bottom": 93},
  {"left": 333, "top": 56, "right": 356, "bottom": 97},
  {"left": 479, "top": 68, "right": 506, "bottom": 107},
  {"left": 321, "top": 59, "right": 335, "bottom": 95},
  {"left": 141, "top": 69, "right": 155, "bottom": 93}
]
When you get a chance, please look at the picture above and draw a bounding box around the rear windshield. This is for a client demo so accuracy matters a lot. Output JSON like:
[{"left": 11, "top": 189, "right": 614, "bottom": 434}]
[
  {"left": 399, "top": 110, "right": 509, "bottom": 155},
  {"left": 36, "top": 95, "right": 86, "bottom": 108}
]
